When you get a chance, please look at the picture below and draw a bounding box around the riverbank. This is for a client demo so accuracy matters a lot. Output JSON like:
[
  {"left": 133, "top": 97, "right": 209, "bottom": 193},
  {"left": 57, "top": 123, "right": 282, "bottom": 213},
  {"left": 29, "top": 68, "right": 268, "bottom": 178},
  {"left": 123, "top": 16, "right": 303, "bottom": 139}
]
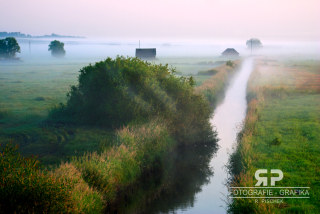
[
  {"left": 61, "top": 58, "right": 242, "bottom": 213},
  {"left": 103, "top": 59, "right": 244, "bottom": 213},
  {"left": 1, "top": 57, "right": 241, "bottom": 213},
  {"left": 227, "top": 58, "right": 320, "bottom": 213},
  {"left": 195, "top": 60, "right": 241, "bottom": 106}
]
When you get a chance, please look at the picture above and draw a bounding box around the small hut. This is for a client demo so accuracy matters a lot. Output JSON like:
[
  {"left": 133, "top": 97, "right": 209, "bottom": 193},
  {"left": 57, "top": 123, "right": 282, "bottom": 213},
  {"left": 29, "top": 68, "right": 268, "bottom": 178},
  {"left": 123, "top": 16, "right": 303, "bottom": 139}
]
[
  {"left": 135, "top": 48, "right": 156, "bottom": 59},
  {"left": 221, "top": 48, "right": 239, "bottom": 56}
]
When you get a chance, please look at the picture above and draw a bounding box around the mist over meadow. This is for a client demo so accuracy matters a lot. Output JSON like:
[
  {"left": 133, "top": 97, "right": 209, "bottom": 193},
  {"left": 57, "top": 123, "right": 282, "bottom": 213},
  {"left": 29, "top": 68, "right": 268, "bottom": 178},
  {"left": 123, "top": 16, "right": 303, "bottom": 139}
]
[{"left": 14, "top": 38, "right": 320, "bottom": 63}]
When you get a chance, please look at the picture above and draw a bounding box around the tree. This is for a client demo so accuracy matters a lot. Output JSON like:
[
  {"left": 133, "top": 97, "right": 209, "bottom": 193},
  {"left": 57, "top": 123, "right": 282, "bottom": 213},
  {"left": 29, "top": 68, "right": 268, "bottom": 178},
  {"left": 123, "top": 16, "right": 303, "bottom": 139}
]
[
  {"left": 0, "top": 37, "right": 21, "bottom": 59},
  {"left": 48, "top": 40, "right": 66, "bottom": 57},
  {"left": 246, "top": 38, "right": 263, "bottom": 51},
  {"left": 188, "top": 76, "right": 196, "bottom": 87}
]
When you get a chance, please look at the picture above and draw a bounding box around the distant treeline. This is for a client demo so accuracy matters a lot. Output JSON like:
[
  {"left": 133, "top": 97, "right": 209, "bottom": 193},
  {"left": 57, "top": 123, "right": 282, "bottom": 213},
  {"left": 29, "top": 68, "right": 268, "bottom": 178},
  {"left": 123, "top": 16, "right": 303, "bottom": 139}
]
[{"left": 0, "top": 32, "right": 85, "bottom": 38}]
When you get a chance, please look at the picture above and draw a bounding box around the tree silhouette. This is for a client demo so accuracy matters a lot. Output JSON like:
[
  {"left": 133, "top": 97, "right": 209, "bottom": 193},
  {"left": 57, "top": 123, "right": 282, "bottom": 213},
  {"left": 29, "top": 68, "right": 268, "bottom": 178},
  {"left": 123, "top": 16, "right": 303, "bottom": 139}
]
[
  {"left": 246, "top": 38, "right": 263, "bottom": 50},
  {"left": 0, "top": 37, "right": 21, "bottom": 59},
  {"left": 48, "top": 40, "right": 66, "bottom": 57}
]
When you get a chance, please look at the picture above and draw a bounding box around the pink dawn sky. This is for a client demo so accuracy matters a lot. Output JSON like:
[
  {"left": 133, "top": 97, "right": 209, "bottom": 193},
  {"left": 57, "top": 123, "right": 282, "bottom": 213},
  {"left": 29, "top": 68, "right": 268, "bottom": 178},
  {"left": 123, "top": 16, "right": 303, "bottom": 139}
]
[{"left": 1, "top": 0, "right": 319, "bottom": 41}]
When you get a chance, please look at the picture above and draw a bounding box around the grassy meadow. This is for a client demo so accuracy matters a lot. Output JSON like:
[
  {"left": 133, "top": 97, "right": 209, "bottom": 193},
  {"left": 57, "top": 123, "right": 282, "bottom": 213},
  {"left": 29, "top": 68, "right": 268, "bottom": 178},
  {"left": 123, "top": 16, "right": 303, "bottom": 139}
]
[
  {"left": 228, "top": 58, "right": 320, "bottom": 213},
  {"left": 0, "top": 56, "right": 240, "bottom": 213},
  {"left": 0, "top": 57, "right": 223, "bottom": 166}
]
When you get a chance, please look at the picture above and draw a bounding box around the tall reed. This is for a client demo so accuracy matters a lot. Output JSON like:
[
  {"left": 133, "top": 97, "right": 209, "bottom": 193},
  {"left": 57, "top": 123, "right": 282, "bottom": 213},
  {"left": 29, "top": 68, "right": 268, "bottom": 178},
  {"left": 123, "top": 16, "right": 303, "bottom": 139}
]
[{"left": 72, "top": 118, "right": 175, "bottom": 202}]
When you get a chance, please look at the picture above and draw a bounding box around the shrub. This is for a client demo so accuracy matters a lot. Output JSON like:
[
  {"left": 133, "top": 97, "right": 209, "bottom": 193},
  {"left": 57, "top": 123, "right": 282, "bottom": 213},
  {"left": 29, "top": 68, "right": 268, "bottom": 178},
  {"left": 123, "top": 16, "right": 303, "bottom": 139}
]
[
  {"left": 226, "top": 60, "right": 234, "bottom": 67},
  {"left": 0, "top": 142, "right": 76, "bottom": 213},
  {"left": 49, "top": 56, "right": 213, "bottom": 145}
]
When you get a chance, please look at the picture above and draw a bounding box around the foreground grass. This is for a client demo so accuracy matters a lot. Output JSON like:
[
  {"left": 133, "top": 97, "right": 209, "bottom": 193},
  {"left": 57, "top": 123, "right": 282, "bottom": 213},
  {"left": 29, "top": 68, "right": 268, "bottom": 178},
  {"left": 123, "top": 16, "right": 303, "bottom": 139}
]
[
  {"left": 72, "top": 118, "right": 176, "bottom": 202},
  {"left": 228, "top": 58, "right": 320, "bottom": 213}
]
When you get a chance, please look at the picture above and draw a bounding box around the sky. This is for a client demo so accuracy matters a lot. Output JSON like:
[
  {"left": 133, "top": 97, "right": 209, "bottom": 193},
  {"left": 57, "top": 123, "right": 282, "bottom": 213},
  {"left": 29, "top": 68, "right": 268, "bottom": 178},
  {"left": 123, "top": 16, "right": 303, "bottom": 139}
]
[{"left": 1, "top": 0, "right": 319, "bottom": 41}]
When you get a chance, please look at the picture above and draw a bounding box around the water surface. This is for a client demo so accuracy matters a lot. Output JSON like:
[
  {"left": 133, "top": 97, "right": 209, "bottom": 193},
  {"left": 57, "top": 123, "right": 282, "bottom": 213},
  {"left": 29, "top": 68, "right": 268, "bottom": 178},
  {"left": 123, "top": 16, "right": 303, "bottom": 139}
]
[{"left": 174, "top": 58, "right": 254, "bottom": 214}]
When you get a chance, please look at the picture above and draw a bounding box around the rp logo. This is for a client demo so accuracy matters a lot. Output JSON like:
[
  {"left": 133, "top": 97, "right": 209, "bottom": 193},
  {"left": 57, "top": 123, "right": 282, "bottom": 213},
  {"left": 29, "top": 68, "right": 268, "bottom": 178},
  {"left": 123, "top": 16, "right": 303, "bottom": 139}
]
[{"left": 255, "top": 169, "right": 283, "bottom": 186}]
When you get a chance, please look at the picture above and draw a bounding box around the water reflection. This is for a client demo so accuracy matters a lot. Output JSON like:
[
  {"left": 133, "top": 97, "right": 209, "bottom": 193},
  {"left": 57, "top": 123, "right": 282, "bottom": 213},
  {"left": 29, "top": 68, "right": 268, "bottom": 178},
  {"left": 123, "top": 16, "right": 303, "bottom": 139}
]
[{"left": 106, "top": 141, "right": 219, "bottom": 214}]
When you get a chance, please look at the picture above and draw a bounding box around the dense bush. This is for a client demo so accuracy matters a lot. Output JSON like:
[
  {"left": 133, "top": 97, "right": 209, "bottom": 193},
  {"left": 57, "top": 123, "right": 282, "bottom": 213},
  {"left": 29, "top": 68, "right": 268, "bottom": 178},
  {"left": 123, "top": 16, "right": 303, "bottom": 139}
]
[
  {"left": 197, "top": 69, "right": 219, "bottom": 76},
  {"left": 49, "top": 56, "right": 213, "bottom": 145},
  {"left": 0, "top": 142, "right": 76, "bottom": 213}
]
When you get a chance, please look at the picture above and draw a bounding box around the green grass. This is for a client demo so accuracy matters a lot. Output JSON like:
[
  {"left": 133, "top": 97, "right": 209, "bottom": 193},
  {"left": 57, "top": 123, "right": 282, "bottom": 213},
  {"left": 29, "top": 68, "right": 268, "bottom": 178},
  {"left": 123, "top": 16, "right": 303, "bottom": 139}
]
[
  {"left": 250, "top": 94, "right": 320, "bottom": 212},
  {"left": 0, "top": 61, "right": 114, "bottom": 166},
  {"left": 228, "top": 58, "right": 320, "bottom": 214},
  {"left": 0, "top": 63, "right": 85, "bottom": 116},
  {"left": 0, "top": 123, "right": 115, "bottom": 166}
]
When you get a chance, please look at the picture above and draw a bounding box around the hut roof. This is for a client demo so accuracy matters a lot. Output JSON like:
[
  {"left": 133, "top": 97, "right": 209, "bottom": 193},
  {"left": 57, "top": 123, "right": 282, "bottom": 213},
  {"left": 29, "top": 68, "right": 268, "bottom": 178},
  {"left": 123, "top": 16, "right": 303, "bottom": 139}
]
[
  {"left": 135, "top": 48, "right": 156, "bottom": 58},
  {"left": 221, "top": 48, "right": 239, "bottom": 55}
]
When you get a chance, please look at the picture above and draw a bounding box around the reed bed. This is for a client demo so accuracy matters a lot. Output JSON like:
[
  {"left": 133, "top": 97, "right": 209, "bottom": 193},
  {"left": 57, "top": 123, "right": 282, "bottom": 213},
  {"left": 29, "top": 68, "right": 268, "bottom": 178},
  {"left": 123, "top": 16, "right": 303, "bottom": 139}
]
[{"left": 71, "top": 118, "right": 175, "bottom": 203}]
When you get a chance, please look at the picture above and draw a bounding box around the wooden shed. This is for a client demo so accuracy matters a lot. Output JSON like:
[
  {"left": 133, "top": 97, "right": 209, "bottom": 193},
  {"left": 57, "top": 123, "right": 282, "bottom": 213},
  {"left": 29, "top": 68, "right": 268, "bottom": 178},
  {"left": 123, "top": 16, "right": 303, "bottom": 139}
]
[
  {"left": 135, "top": 48, "right": 156, "bottom": 59},
  {"left": 221, "top": 48, "right": 239, "bottom": 56}
]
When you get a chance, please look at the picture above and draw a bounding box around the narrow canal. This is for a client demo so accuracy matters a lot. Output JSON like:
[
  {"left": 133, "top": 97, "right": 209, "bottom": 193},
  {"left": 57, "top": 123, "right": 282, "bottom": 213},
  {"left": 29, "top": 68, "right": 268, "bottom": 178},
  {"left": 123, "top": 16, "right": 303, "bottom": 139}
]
[
  {"left": 107, "top": 58, "right": 254, "bottom": 214},
  {"left": 174, "top": 57, "right": 254, "bottom": 214}
]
